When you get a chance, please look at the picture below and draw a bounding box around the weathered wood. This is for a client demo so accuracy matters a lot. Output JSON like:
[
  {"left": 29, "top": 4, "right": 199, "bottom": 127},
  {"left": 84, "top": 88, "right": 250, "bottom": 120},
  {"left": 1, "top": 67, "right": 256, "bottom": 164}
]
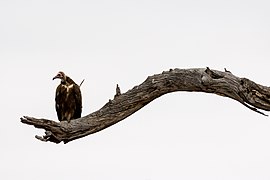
[{"left": 21, "top": 68, "right": 270, "bottom": 144}]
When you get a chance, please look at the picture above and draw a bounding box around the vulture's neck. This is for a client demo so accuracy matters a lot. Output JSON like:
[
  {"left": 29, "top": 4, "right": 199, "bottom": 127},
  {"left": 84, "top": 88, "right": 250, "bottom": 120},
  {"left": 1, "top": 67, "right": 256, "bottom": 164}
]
[{"left": 61, "top": 76, "right": 76, "bottom": 85}]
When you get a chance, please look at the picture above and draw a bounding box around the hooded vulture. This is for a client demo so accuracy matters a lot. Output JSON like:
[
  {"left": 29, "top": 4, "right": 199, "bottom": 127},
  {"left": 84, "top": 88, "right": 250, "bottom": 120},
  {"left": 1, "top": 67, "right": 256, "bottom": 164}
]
[{"left": 53, "top": 71, "right": 82, "bottom": 122}]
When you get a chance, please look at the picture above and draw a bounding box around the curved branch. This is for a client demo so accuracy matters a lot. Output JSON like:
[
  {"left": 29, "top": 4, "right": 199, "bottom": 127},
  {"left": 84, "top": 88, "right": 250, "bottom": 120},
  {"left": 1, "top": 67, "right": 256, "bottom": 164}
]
[{"left": 21, "top": 68, "right": 270, "bottom": 144}]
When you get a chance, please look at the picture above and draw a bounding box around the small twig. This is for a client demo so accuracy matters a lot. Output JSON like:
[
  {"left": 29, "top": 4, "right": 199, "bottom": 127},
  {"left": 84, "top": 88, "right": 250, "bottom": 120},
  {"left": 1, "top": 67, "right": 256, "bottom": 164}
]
[
  {"left": 224, "top": 68, "right": 231, "bottom": 73},
  {"left": 241, "top": 102, "right": 268, "bottom": 116},
  {"left": 79, "top": 79, "right": 85, "bottom": 87}
]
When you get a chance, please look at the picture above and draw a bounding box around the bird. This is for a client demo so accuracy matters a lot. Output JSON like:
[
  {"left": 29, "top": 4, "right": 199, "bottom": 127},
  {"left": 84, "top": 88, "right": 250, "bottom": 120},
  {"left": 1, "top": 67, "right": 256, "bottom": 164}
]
[{"left": 53, "top": 71, "right": 82, "bottom": 122}]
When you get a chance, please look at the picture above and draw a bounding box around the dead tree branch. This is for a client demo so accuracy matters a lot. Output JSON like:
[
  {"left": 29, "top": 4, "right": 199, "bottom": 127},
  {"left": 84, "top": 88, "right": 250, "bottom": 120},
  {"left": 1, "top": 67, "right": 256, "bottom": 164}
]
[{"left": 21, "top": 68, "right": 270, "bottom": 144}]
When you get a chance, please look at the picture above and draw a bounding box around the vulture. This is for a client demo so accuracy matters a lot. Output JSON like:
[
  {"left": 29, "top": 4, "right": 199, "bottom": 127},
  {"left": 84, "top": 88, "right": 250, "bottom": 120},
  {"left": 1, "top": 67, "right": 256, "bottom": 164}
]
[{"left": 53, "top": 71, "right": 82, "bottom": 122}]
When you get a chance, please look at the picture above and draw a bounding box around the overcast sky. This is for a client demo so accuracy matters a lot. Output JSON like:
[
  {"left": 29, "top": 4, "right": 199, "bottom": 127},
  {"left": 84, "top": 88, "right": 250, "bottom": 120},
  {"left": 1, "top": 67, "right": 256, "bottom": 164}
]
[{"left": 1, "top": 0, "right": 270, "bottom": 179}]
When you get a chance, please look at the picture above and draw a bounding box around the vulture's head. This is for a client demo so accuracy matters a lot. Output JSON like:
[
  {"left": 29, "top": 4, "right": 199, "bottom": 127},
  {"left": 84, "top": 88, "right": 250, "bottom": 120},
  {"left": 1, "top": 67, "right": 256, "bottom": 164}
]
[{"left": 53, "top": 71, "right": 66, "bottom": 82}]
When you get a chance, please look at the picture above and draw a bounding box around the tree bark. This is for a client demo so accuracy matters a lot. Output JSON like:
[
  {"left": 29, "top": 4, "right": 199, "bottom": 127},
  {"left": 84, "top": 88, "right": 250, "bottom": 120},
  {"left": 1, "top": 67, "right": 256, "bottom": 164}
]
[{"left": 21, "top": 68, "right": 270, "bottom": 144}]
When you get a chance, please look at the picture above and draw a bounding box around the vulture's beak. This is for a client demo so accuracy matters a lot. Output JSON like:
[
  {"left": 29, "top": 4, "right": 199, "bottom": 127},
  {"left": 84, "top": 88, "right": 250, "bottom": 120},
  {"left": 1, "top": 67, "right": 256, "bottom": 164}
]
[{"left": 52, "top": 75, "right": 59, "bottom": 80}]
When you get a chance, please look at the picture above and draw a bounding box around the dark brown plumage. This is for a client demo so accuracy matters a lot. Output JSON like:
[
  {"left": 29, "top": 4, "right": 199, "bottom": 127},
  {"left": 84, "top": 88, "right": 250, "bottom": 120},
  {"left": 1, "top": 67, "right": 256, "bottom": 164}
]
[{"left": 53, "top": 71, "right": 82, "bottom": 122}]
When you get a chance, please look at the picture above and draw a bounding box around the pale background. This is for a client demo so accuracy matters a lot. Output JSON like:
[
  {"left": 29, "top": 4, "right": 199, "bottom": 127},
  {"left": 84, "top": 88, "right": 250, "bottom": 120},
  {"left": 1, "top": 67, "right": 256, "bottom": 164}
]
[{"left": 1, "top": 0, "right": 270, "bottom": 179}]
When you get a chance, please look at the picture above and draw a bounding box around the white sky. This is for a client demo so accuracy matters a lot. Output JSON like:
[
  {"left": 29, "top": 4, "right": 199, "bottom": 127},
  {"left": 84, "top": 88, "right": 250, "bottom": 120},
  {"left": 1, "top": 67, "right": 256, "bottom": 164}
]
[{"left": 1, "top": 0, "right": 270, "bottom": 179}]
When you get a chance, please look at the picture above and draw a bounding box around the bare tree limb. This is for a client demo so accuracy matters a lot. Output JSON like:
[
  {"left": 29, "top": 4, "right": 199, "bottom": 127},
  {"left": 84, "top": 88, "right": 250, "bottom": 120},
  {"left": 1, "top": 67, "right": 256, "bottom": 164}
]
[{"left": 21, "top": 68, "right": 270, "bottom": 144}]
